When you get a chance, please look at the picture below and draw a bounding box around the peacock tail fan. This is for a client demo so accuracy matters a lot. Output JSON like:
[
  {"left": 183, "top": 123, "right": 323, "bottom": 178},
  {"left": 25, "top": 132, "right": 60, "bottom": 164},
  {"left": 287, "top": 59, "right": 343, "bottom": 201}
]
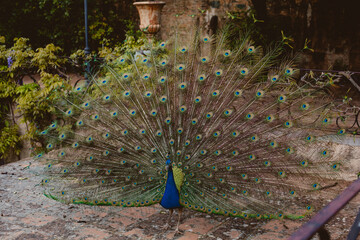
[{"left": 36, "top": 26, "right": 358, "bottom": 219}]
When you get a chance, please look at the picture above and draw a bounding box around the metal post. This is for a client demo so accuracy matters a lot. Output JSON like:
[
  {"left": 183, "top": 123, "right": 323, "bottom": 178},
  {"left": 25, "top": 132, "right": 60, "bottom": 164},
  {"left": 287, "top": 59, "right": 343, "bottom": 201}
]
[{"left": 84, "top": 0, "right": 90, "bottom": 84}]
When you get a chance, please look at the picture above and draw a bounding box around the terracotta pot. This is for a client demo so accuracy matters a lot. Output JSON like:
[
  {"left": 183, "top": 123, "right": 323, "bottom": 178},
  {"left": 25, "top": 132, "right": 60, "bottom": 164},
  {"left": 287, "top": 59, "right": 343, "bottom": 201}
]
[{"left": 133, "top": 1, "right": 166, "bottom": 38}]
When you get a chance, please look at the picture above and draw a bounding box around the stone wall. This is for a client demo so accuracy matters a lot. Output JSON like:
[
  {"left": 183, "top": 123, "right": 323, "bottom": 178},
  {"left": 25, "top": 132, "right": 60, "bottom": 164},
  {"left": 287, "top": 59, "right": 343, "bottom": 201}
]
[{"left": 156, "top": 0, "right": 360, "bottom": 71}]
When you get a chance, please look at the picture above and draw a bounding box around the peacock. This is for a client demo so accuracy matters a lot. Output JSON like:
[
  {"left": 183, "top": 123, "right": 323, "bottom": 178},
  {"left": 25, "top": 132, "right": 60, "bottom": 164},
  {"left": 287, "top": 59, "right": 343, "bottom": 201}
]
[{"left": 36, "top": 26, "right": 359, "bottom": 234}]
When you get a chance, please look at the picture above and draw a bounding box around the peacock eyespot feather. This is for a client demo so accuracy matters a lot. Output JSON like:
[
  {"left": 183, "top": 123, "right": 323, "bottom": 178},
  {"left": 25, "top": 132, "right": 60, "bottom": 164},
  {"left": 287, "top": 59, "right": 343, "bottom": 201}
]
[
  {"left": 200, "top": 56, "right": 208, "bottom": 63},
  {"left": 63, "top": 169, "right": 69, "bottom": 173},
  {"left": 59, "top": 151, "right": 66, "bottom": 157},
  {"left": 191, "top": 118, "right": 198, "bottom": 125},
  {"left": 72, "top": 142, "right": 79, "bottom": 148},
  {"left": 232, "top": 150, "right": 239, "bottom": 156},
  {"left": 289, "top": 190, "right": 296, "bottom": 196},
  {"left": 206, "top": 112, "right": 213, "bottom": 119},
  {"left": 169, "top": 139, "right": 175, "bottom": 145},
  {"left": 301, "top": 103, "right": 310, "bottom": 110},
  {"left": 285, "top": 147, "right": 294, "bottom": 154},
  {"left": 255, "top": 90, "right": 264, "bottom": 98},
  {"left": 129, "top": 109, "right": 136, "bottom": 116},
  {"left": 36, "top": 153, "right": 43, "bottom": 159},
  {"left": 213, "top": 131, "right": 221, "bottom": 137},
  {"left": 123, "top": 90, "right": 131, "bottom": 98},
  {"left": 264, "top": 161, "right": 271, "bottom": 167},
  {"left": 159, "top": 96, "right": 167, "bottom": 103},
  {"left": 200, "top": 149, "right": 207, "bottom": 155},
  {"left": 321, "top": 150, "right": 329, "bottom": 157},
  {"left": 300, "top": 160, "right": 308, "bottom": 167},
  {"left": 322, "top": 117, "right": 331, "bottom": 124},
  {"left": 118, "top": 148, "right": 125, "bottom": 153},
  {"left": 177, "top": 64, "right": 185, "bottom": 71},
  {"left": 331, "top": 163, "right": 340, "bottom": 170},
  {"left": 231, "top": 130, "right": 239, "bottom": 137},
  {"left": 179, "top": 105, "right": 187, "bottom": 113},
  {"left": 312, "top": 183, "right": 320, "bottom": 190},
  {"left": 223, "top": 109, "right": 233, "bottom": 117},
  {"left": 195, "top": 134, "right": 202, "bottom": 141},
  {"left": 158, "top": 76, "right": 167, "bottom": 84},
  {"left": 241, "top": 173, "right": 248, "bottom": 180},
  {"left": 179, "top": 46, "right": 187, "bottom": 53},
  {"left": 234, "top": 89, "right": 243, "bottom": 98},
  {"left": 278, "top": 95, "right": 286, "bottom": 103},
  {"left": 270, "top": 75, "right": 279, "bottom": 82},
  {"left": 65, "top": 109, "right": 73, "bottom": 116},
  {"left": 247, "top": 46, "right": 255, "bottom": 53},
  {"left": 103, "top": 95, "right": 111, "bottom": 101},
  {"left": 185, "top": 140, "right": 191, "bottom": 146},
  {"left": 250, "top": 135, "right": 259, "bottom": 142},
  {"left": 203, "top": 36, "right": 209, "bottom": 42},
  {"left": 285, "top": 67, "right": 294, "bottom": 75},
  {"left": 155, "top": 130, "right": 162, "bottom": 137},
  {"left": 143, "top": 74, "right": 150, "bottom": 80},
  {"left": 150, "top": 109, "right": 158, "bottom": 116},
  {"left": 337, "top": 129, "right": 346, "bottom": 135},
  {"left": 91, "top": 114, "right": 99, "bottom": 120},
  {"left": 135, "top": 145, "right": 142, "bottom": 151},
  {"left": 119, "top": 56, "right": 126, "bottom": 63},
  {"left": 100, "top": 79, "right": 109, "bottom": 85},
  {"left": 226, "top": 166, "right": 233, "bottom": 171},
  {"left": 86, "top": 136, "right": 93, "bottom": 143},
  {"left": 215, "top": 69, "right": 223, "bottom": 77},
  {"left": 240, "top": 68, "right": 249, "bottom": 76},
  {"left": 248, "top": 154, "right": 256, "bottom": 160},
  {"left": 245, "top": 113, "right": 254, "bottom": 120},
  {"left": 122, "top": 73, "right": 130, "bottom": 80},
  {"left": 284, "top": 120, "right": 293, "bottom": 128},
  {"left": 160, "top": 59, "right": 167, "bottom": 66},
  {"left": 223, "top": 50, "right": 231, "bottom": 57},
  {"left": 103, "top": 150, "right": 110, "bottom": 156},
  {"left": 177, "top": 128, "right": 184, "bottom": 134},
  {"left": 242, "top": 190, "right": 248, "bottom": 195},
  {"left": 40, "top": 130, "right": 48, "bottom": 135},
  {"left": 144, "top": 91, "right": 152, "bottom": 98},
  {"left": 305, "top": 135, "right": 315, "bottom": 142},
  {"left": 142, "top": 57, "right": 149, "bottom": 64},
  {"left": 265, "top": 191, "right": 272, "bottom": 197},
  {"left": 278, "top": 171, "right": 286, "bottom": 178},
  {"left": 198, "top": 74, "right": 206, "bottom": 82},
  {"left": 212, "top": 90, "right": 220, "bottom": 97},
  {"left": 214, "top": 150, "right": 222, "bottom": 156},
  {"left": 194, "top": 96, "right": 202, "bottom": 103},
  {"left": 179, "top": 82, "right": 187, "bottom": 90},
  {"left": 121, "top": 129, "right": 128, "bottom": 136},
  {"left": 159, "top": 42, "right": 166, "bottom": 47},
  {"left": 176, "top": 150, "right": 182, "bottom": 156},
  {"left": 269, "top": 140, "right": 278, "bottom": 148},
  {"left": 58, "top": 132, "right": 67, "bottom": 140},
  {"left": 212, "top": 166, "right": 218, "bottom": 171}
]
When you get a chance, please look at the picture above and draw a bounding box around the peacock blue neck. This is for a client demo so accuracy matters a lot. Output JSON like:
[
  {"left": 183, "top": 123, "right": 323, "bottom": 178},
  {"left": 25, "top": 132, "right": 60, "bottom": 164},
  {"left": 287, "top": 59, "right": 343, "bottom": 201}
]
[{"left": 160, "top": 166, "right": 181, "bottom": 209}]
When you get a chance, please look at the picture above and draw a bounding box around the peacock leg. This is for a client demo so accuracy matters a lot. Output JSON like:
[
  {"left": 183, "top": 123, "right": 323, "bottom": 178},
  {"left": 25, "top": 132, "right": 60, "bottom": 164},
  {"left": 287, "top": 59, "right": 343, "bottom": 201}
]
[
  {"left": 174, "top": 208, "right": 183, "bottom": 234},
  {"left": 162, "top": 209, "right": 173, "bottom": 230}
]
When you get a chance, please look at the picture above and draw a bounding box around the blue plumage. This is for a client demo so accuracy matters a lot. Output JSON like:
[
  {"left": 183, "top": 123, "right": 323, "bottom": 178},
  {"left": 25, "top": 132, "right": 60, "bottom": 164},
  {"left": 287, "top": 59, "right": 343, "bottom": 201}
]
[{"left": 160, "top": 166, "right": 181, "bottom": 209}]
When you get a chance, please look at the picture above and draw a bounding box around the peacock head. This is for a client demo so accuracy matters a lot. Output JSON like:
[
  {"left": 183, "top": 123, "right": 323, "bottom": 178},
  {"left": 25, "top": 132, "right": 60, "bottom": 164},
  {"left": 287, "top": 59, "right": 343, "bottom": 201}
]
[{"left": 165, "top": 158, "right": 171, "bottom": 171}]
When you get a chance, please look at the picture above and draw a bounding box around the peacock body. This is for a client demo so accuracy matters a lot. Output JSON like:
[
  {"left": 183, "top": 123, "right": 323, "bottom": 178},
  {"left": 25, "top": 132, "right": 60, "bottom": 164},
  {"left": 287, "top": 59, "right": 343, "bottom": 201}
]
[{"left": 37, "top": 27, "right": 358, "bottom": 228}]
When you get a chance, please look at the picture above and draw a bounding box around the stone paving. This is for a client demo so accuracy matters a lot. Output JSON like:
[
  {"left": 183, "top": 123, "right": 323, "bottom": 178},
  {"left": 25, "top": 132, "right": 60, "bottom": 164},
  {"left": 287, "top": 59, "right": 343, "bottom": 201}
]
[{"left": 1, "top": 159, "right": 359, "bottom": 240}]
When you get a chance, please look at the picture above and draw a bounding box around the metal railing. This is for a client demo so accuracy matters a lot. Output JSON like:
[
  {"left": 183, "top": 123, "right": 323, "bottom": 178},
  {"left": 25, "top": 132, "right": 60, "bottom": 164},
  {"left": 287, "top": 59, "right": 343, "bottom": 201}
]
[{"left": 289, "top": 178, "right": 360, "bottom": 240}]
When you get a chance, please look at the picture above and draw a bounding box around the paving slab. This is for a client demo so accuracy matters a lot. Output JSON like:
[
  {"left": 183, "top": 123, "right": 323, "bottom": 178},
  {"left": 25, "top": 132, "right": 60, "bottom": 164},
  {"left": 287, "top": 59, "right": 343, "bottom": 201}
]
[{"left": 1, "top": 159, "right": 359, "bottom": 239}]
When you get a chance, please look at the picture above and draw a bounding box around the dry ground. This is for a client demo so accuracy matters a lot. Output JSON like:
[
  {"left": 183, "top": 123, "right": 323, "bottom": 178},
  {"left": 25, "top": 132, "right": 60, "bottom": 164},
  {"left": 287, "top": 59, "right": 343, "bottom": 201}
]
[{"left": 1, "top": 158, "right": 359, "bottom": 240}]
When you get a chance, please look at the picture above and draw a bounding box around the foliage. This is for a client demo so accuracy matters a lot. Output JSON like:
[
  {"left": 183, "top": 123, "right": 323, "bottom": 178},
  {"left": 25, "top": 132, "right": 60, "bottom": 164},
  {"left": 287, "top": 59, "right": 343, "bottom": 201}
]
[
  {"left": 0, "top": 0, "right": 138, "bottom": 54},
  {"left": 0, "top": 36, "right": 72, "bottom": 163}
]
